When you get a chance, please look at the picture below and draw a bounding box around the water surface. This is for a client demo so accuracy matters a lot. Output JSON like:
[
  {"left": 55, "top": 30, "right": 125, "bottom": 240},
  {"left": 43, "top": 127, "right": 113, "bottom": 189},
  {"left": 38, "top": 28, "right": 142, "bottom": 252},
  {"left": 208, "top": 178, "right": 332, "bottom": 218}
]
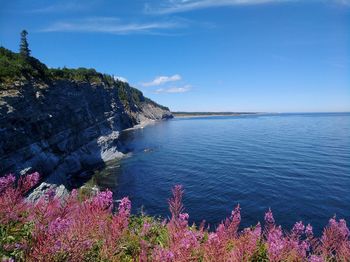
[{"left": 96, "top": 113, "right": 350, "bottom": 234}]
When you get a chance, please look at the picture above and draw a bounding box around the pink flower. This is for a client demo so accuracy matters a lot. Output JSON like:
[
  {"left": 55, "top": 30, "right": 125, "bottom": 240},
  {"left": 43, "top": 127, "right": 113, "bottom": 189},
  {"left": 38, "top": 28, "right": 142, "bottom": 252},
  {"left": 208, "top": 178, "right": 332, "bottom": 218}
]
[
  {"left": 225, "top": 204, "right": 241, "bottom": 237},
  {"left": 208, "top": 232, "right": 218, "bottom": 242},
  {"left": 179, "top": 213, "right": 189, "bottom": 221},
  {"left": 253, "top": 222, "right": 262, "bottom": 239},
  {"left": 45, "top": 188, "right": 56, "bottom": 200},
  {"left": 320, "top": 216, "right": 350, "bottom": 259},
  {"left": 264, "top": 208, "right": 275, "bottom": 233},
  {"left": 48, "top": 217, "right": 71, "bottom": 235},
  {"left": 1, "top": 181, "right": 349, "bottom": 261},
  {"left": 168, "top": 185, "right": 184, "bottom": 220},
  {"left": 231, "top": 204, "right": 241, "bottom": 223},
  {"left": 292, "top": 221, "right": 305, "bottom": 237},
  {"left": 267, "top": 226, "right": 285, "bottom": 261},
  {"left": 0, "top": 174, "right": 15, "bottom": 193},
  {"left": 338, "top": 219, "right": 350, "bottom": 238},
  {"left": 305, "top": 224, "right": 313, "bottom": 237},
  {"left": 118, "top": 197, "right": 131, "bottom": 213},
  {"left": 265, "top": 208, "right": 275, "bottom": 225},
  {"left": 152, "top": 248, "right": 174, "bottom": 261},
  {"left": 142, "top": 222, "right": 151, "bottom": 236},
  {"left": 27, "top": 172, "right": 40, "bottom": 185},
  {"left": 92, "top": 190, "right": 113, "bottom": 210},
  {"left": 19, "top": 172, "right": 40, "bottom": 193},
  {"left": 71, "top": 189, "right": 78, "bottom": 198},
  {"left": 329, "top": 217, "right": 337, "bottom": 227},
  {"left": 298, "top": 240, "right": 310, "bottom": 256}
]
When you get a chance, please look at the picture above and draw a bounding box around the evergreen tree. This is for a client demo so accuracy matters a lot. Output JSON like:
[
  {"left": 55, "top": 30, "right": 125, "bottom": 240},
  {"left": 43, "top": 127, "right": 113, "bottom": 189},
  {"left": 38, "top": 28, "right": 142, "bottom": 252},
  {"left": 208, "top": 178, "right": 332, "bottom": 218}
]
[{"left": 19, "top": 30, "right": 30, "bottom": 58}]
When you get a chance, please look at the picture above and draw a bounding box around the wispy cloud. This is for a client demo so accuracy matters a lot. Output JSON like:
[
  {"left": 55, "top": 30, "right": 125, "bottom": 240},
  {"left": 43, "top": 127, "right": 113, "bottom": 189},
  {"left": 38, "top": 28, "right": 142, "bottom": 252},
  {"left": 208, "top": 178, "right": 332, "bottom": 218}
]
[
  {"left": 334, "top": 0, "right": 350, "bottom": 6},
  {"left": 145, "top": 0, "right": 293, "bottom": 14},
  {"left": 29, "top": 1, "right": 93, "bottom": 13},
  {"left": 142, "top": 74, "right": 182, "bottom": 87},
  {"left": 40, "top": 17, "right": 182, "bottom": 34},
  {"left": 155, "top": 85, "right": 192, "bottom": 93},
  {"left": 146, "top": 0, "right": 350, "bottom": 14}
]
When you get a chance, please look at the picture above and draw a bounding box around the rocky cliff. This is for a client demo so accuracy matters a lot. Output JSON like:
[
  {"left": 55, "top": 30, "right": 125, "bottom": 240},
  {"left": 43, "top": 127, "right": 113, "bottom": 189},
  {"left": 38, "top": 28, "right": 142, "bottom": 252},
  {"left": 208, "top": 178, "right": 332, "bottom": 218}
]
[{"left": 0, "top": 47, "right": 172, "bottom": 194}]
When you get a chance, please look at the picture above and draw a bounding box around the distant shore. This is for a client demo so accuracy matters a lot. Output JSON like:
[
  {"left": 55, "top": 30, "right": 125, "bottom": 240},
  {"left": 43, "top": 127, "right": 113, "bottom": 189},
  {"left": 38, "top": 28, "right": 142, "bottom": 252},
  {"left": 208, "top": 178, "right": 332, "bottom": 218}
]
[{"left": 172, "top": 112, "right": 257, "bottom": 118}]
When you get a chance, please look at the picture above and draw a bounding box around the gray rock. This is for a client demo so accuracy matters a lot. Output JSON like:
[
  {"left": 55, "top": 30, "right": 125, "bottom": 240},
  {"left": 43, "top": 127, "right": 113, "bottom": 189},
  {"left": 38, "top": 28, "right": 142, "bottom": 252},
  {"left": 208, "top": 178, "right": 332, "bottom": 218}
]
[{"left": 0, "top": 79, "right": 173, "bottom": 197}]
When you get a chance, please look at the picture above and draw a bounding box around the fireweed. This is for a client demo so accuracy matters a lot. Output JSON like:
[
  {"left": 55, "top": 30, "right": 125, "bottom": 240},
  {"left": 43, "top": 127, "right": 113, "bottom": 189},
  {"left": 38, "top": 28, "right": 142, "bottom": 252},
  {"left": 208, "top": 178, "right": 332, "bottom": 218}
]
[{"left": 0, "top": 174, "right": 349, "bottom": 261}]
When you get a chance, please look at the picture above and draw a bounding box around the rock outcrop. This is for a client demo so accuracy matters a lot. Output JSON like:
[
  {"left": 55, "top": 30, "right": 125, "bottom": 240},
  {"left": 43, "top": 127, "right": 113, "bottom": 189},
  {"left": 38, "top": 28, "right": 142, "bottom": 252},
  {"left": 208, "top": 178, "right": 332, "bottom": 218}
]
[{"left": 0, "top": 78, "right": 172, "bottom": 191}]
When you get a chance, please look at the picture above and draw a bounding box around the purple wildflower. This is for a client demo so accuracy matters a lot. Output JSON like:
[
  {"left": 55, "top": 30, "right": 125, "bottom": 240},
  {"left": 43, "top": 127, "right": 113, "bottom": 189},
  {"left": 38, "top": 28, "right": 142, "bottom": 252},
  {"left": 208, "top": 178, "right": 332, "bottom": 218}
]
[
  {"left": 153, "top": 248, "right": 174, "bottom": 261},
  {"left": 267, "top": 226, "right": 284, "bottom": 261},
  {"left": 231, "top": 204, "right": 241, "bottom": 223},
  {"left": 0, "top": 174, "right": 15, "bottom": 193},
  {"left": 53, "top": 240, "right": 63, "bottom": 252},
  {"left": 142, "top": 222, "right": 151, "bottom": 236},
  {"left": 299, "top": 240, "right": 310, "bottom": 256},
  {"left": 265, "top": 208, "right": 275, "bottom": 224},
  {"left": 179, "top": 213, "right": 189, "bottom": 221},
  {"left": 26, "top": 172, "right": 40, "bottom": 186},
  {"left": 338, "top": 219, "right": 350, "bottom": 238},
  {"left": 1, "top": 181, "right": 349, "bottom": 261},
  {"left": 168, "top": 185, "right": 184, "bottom": 220},
  {"left": 71, "top": 189, "right": 78, "bottom": 198},
  {"left": 265, "top": 208, "right": 275, "bottom": 232},
  {"left": 180, "top": 230, "right": 199, "bottom": 249},
  {"left": 305, "top": 224, "right": 313, "bottom": 237},
  {"left": 19, "top": 172, "right": 40, "bottom": 193},
  {"left": 329, "top": 217, "right": 337, "bottom": 227},
  {"left": 48, "top": 217, "right": 71, "bottom": 235},
  {"left": 118, "top": 197, "right": 131, "bottom": 214},
  {"left": 253, "top": 222, "right": 262, "bottom": 238},
  {"left": 45, "top": 188, "right": 56, "bottom": 200},
  {"left": 208, "top": 232, "right": 218, "bottom": 242},
  {"left": 92, "top": 190, "right": 113, "bottom": 210},
  {"left": 292, "top": 221, "right": 305, "bottom": 237}
]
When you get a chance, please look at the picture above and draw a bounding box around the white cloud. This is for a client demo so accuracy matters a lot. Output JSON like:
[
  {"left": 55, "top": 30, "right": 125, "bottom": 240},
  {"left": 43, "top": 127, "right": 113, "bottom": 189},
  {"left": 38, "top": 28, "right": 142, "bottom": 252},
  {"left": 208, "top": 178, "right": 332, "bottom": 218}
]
[
  {"left": 155, "top": 85, "right": 191, "bottom": 93},
  {"left": 142, "top": 74, "right": 182, "bottom": 87},
  {"left": 146, "top": 0, "right": 296, "bottom": 14},
  {"left": 335, "top": 0, "right": 350, "bottom": 5},
  {"left": 40, "top": 17, "right": 181, "bottom": 34},
  {"left": 113, "top": 76, "right": 128, "bottom": 83},
  {"left": 29, "top": 1, "right": 92, "bottom": 13}
]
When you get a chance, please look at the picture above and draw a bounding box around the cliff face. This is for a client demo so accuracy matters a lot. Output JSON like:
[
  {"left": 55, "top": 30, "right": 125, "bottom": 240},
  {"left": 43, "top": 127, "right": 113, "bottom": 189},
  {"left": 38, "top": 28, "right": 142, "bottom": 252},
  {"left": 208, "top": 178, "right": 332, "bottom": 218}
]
[{"left": 0, "top": 76, "right": 172, "bottom": 189}]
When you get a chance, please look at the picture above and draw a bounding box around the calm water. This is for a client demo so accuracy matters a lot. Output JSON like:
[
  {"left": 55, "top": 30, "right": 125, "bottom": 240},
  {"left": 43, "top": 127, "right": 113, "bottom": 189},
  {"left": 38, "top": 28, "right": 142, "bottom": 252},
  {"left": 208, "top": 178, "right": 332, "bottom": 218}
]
[{"left": 95, "top": 113, "right": 350, "bottom": 234}]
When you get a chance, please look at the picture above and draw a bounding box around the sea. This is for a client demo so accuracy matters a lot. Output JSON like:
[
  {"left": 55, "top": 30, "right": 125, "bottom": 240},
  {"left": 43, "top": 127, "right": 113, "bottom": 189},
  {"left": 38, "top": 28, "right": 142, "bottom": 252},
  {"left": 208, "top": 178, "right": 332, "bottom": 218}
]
[{"left": 93, "top": 113, "right": 350, "bottom": 235}]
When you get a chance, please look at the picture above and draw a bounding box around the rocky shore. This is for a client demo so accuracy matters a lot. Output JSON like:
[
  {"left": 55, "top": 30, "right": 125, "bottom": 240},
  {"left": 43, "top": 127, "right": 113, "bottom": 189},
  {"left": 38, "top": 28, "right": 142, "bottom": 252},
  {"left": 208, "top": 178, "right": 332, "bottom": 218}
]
[{"left": 0, "top": 78, "right": 172, "bottom": 198}]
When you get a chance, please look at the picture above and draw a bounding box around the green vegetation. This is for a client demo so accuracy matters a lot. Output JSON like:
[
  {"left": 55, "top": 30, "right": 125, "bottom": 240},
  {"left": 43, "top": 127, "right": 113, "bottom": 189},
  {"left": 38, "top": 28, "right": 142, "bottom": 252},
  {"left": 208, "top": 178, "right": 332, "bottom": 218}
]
[
  {"left": 1, "top": 173, "right": 350, "bottom": 261},
  {"left": 19, "top": 30, "right": 30, "bottom": 58},
  {"left": 0, "top": 30, "right": 169, "bottom": 111},
  {"left": 0, "top": 45, "right": 116, "bottom": 85},
  {"left": 0, "top": 47, "right": 49, "bottom": 84}
]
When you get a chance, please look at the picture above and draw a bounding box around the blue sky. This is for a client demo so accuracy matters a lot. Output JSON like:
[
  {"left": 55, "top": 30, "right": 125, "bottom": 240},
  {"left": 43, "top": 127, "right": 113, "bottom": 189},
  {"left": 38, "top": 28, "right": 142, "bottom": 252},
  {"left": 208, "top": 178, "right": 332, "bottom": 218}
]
[{"left": 0, "top": 0, "right": 349, "bottom": 112}]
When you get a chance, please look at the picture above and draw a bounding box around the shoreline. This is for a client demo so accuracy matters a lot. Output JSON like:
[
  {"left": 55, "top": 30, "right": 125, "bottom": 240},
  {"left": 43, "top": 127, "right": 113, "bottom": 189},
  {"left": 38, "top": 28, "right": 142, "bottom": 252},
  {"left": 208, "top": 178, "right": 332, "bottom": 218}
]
[
  {"left": 173, "top": 113, "right": 257, "bottom": 119},
  {"left": 27, "top": 118, "right": 166, "bottom": 201},
  {"left": 122, "top": 118, "right": 157, "bottom": 132}
]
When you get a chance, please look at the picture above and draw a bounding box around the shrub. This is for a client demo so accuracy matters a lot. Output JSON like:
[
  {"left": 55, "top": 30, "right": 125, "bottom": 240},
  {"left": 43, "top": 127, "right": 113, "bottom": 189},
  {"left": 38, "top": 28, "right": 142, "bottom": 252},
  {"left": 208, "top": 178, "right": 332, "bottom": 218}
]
[
  {"left": 0, "top": 173, "right": 349, "bottom": 261},
  {"left": 0, "top": 46, "right": 170, "bottom": 114}
]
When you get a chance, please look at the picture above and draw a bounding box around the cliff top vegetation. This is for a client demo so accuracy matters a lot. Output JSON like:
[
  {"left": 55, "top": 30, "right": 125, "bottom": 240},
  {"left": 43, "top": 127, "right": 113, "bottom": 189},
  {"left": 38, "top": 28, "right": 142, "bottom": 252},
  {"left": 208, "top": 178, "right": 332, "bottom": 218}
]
[{"left": 0, "top": 31, "right": 169, "bottom": 111}]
